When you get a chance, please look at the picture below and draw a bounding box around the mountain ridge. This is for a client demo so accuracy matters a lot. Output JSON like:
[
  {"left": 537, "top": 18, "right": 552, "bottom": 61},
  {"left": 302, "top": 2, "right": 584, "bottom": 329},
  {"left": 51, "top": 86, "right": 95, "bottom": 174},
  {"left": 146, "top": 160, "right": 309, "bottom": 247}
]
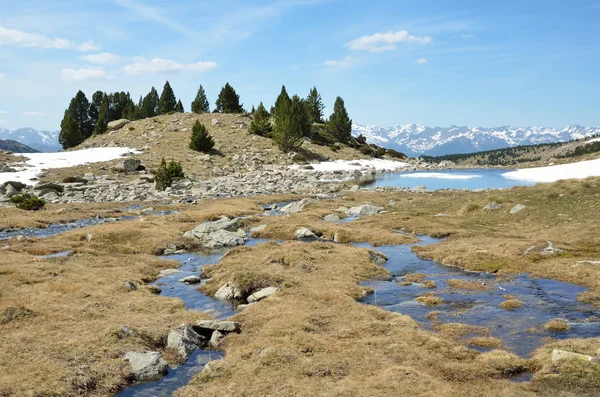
[
  {"left": 0, "top": 127, "right": 60, "bottom": 152},
  {"left": 352, "top": 123, "right": 600, "bottom": 157}
]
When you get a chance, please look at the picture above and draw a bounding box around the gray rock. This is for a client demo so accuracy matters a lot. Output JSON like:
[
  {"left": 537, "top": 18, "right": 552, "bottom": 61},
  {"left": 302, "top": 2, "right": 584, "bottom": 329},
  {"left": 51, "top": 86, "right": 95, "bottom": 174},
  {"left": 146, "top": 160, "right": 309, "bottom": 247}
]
[
  {"left": 280, "top": 198, "right": 316, "bottom": 215},
  {"left": 167, "top": 325, "right": 206, "bottom": 359},
  {"left": 185, "top": 217, "right": 248, "bottom": 249},
  {"left": 209, "top": 330, "right": 224, "bottom": 348},
  {"left": 411, "top": 185, "right": 427, "bottom": 192},
  {"left": 247, "top": 286, "right": 279, "bottom": 303},
  {"left": 551, "top": 349, "right": 596, "bottom": 363},
  {"left": 5, "top": 184, "right": 18, "bottom": 198},
  {"left": 179, "top": 275, "right": 201, "bottom": 285},
  {"left": 124, "top": 281, "right": 137, "bottom": 291},
  {"left": 214, "top": 282, "right": 243, "bottom": 301},
  {"left": 124, "top": 351, "right": 168, "bottom": 382},
  {"left": 123, "top": 159, "right": 142, "bottom": 172},
  {"left": 368, "top": 250, "right": 388, "bottom": 266},
  {"left": 250, "top": 224, "right": 267, "bottom": 234},
  {"left": 540, "top": 241, "right": 563, "bottom": 256},
  {"left": 510, "top": 204, "right": 527, "bottom": 214},
  {"left": 295, "top": 227, "right": 318, "bottom": 240},
  {"left": 158, "top": 269, "right": 180, "bottom": 277},
  {"left": 484, "top": 202, "right": 503, "bottom": 210},
  {"left": 346, "top": 204, "right": 383, "bottom": 217},
  {"left": 107, "top": 119, "right": 130, "bottom": 131},
  {"left": 195, "top": 319, "right": 241, "bottom": 333},
  {"left": 323, "top": 214, "right": 340, "bottom": 222},
  {"left": 211, "top": 119, "right": 221, "bottom": 125}
]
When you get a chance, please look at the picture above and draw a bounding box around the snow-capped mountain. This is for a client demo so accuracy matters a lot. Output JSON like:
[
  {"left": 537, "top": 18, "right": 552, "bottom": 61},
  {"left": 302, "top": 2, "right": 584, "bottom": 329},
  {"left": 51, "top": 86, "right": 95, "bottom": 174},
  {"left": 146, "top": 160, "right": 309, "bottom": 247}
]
[
  {"left": 352, "top": 124, "right": 600, "bottom": 157},
  {"left": 0, "top": 127, "right": 60, "bottom": 152}
]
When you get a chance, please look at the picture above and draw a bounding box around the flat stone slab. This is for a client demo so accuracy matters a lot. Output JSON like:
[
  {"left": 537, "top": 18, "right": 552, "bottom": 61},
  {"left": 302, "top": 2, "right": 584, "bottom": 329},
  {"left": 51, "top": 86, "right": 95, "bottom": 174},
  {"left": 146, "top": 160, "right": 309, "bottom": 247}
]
[
  {"left": 195, "top": 319, "right": 241, "bottom": 333},
  {"left": 551, "top": 349, "right": 597, "bottom": 363},
  {"left": 247, "top": 286, "right": 279, "bottom": 303}
]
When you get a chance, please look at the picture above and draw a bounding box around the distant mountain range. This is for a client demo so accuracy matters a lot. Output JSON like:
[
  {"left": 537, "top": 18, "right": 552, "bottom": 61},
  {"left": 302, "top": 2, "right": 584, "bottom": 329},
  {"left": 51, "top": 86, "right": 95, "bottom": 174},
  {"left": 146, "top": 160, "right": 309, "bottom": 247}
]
[
  {"left": 352, "top": 124, "right": 600, "bottom": 157},
  {"left": 0, "top": 127, "right": 60, "bottom": 152},
  {"left": 0, "top": 139, "right": 39, "bottom": 153}
]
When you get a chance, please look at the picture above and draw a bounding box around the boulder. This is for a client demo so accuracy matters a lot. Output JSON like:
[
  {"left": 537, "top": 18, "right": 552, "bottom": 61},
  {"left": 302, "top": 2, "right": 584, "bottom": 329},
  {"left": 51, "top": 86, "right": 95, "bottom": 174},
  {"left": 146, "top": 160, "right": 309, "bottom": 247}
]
[
  {"left": 209, "top": 330, "right": 224, "bottom": 348},
  {"left": 551, "top": 349, "right": 596, "bottom": 363},
  {"left": 295, "top": 227, "right": 318, "bottom": 240},
  {"left": 185, "top": 217, "right": 248, "bottom": 249},
  {"left": 107, "top": 119, "right": 130, "bottom": 131},
  {"left": 247, "top": 286, "right": 278, "bottom": 303},
  {"left": 195, "top": 319, "right": 241, "bottom": 333},
  {"left": 510, "top": 204, "right": 526, "bottom": 214},
  {"left": 124, "top": 351, "right": 168, "bottom": 382},
  {"left": 279, "top": 198, "right": 316, "bottom": 215},
  {"left": 214, "top": 282, "right": 243, "bottom": 301},
  {"left": 368, "top": 250, "right": 388, "bottom": 266},
  {"left": 167, "top": 325, "right": 206, "bottom": 359},
  {"left": 323, "top": 214, "right": 340, "bottom": 222},
  {"left": 484, "top": 202, "right": 503, "bottom": 210},
  {"left": 123, "top": 159, "right": 142, "bottom": 172},
  {"left": 346, "top": 204, "right": 383, "bottom": 217},
  {"left": 5, "top": 184, "right": 18, "bottom": 198},
  {"left": 179, "top": 275, "right": 201, "bottom": 285}
]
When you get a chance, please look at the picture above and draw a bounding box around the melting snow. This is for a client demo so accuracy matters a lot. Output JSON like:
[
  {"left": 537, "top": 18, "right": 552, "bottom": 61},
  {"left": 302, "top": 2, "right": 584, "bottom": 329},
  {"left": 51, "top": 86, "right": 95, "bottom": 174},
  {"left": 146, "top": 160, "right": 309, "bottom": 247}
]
[
  {"left": 1, "top": 147, "right": 140, "bottom": 186},
  {"left": 290, "top": 159, "right": 408, "bottom": 172},
  {"left": 502, "top": 158, "right": 600, "bottom": 183}
]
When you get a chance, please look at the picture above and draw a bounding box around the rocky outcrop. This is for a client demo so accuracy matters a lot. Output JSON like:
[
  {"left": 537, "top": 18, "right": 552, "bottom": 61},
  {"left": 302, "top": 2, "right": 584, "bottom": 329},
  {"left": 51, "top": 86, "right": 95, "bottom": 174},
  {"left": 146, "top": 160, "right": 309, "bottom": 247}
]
[
  {"left": 214, "top": 282, "right": 243, "bottom": 301},
  {"left": 124, "top": 351, "right": 168, "bottom": 382},
  {"left": 184, "top": 217, "right": 248, "bottom": 249},
  {"left": 107, "top": 119, "right": 130, "bottom": 131}
]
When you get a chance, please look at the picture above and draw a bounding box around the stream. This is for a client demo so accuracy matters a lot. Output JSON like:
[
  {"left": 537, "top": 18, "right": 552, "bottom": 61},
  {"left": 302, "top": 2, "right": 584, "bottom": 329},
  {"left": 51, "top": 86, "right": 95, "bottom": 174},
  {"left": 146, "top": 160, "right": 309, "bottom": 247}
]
[{"left": 3, "top": 205, "right": 599, "bottom": 395}]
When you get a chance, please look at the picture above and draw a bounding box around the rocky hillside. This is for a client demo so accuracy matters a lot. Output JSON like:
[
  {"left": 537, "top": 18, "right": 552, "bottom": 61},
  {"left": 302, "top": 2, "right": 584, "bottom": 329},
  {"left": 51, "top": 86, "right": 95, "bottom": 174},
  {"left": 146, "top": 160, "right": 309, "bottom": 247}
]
[
  {"left": 353, "top": 123, "right": 600, "bottom": 157},
  {"left": 0, "top": 139, "right": 39, "bottom": 153}
]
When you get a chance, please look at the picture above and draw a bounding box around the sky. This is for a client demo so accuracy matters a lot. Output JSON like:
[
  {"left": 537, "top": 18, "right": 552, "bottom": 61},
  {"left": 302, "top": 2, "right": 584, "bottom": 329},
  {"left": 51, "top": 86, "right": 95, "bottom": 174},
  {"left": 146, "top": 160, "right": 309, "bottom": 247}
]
[{"left": 0, "top": 0, "right": 599, "bottom": 131}]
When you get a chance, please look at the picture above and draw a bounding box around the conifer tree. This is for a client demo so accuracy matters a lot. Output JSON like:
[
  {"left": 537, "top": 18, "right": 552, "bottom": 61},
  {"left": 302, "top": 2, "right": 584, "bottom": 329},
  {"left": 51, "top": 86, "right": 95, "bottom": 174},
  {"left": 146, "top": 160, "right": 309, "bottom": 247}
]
[
  {"left": 191, "top": 85, "right": 210, "bottom": 113},
  {"left": 175, "top": 100, "right": 184, "bottom": 113},
  {"left": 215, "top": 83, "right": 244, "bottom": 113},
  {"left": 89, "top": 90, "right": 104, "bottom": 128},
  {"left": 141, "top": 87, "right": 159, "bottom": 118},
  {"left": 155, "top": 157, "right": 185, "bottom": 191},
  {"left": 249, "top": 102, "right": 272, "bottom": 137},
  {"left": 273, "top": 85, "right": 291, "bottom": 116},
  {"left": 327, "top": 96, "right": 352, "bottom": 143},
  {"left": 292, "top": 95, "right": 312, "bottom": 136},
  {"left": 189, "top": 120, "right": 215, "bottom": 152},
  {"left": 58, "top": 90, "right": 92, "bottom": 149},
  {"left": 58, "top": 111, "right": 81, "bottom": 149},
  {"left": 158, "top": 81, "right": 177, "bottom": 114},
  {"left": 272, "top": 97, "right": 303, "bottom": 152},
  {"left": 305, "top": 86, "right": 325, "bottom": 123},
  {"left": 94, "top": 95, "right": 109, "bottom": 135}
]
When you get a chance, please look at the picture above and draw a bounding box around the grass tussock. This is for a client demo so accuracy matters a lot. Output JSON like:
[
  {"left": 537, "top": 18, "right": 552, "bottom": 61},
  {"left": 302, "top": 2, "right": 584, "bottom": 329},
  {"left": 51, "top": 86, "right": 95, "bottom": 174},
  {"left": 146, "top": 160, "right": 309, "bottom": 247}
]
[
  {"left": 447, "top": 278, "right": 491, "bottom": 291},
  {"left": 500, "top": 299, "right": 525, "bottom": 310},
  {"left": 467, "top": 337, "right": 503, "bottom": 349},
  {"left": 415, "top": 294, "right": 444, "bottom": 306},
  {"left": 544, "top": 319, "right": 571, "bottom": 332}
]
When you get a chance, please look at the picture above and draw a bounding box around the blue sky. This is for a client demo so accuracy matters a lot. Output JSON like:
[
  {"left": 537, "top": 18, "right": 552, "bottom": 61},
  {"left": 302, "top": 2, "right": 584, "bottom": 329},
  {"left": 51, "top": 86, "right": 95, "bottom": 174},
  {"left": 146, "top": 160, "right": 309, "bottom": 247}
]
[{"left": 0, "top": 0, "right": 599, "bottom": 131}]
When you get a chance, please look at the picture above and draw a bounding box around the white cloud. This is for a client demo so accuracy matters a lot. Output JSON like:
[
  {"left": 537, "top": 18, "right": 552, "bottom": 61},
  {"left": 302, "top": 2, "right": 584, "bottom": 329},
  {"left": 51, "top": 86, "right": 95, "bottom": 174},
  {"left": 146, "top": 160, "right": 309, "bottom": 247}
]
[
  {"left": 324, "top": 56, "right": 351, "bottom": 67},
  {"left": 415, "top": 58, "right": 428, "bottom": 64},
  {"left": 79, "top": 40, "right": 101, "bottom": 52},
  {"left": 346, "top": 30, "right": 432, "bottom": 53},
  {"left": 61, "top": 68, "right": 114, "bottom": 82},
  {"left": 81, "top": 52, "right": 121, "bottom": 65},
  {"left": 0, "top": 26, "right": 99, "bottom": 51},
  {"left": 0, "top": 110, "right": 7, "bottom": 115},
  {"left": 21, "top": 111, "right": 45, "bottom": 117},
  {"left": 123, "top": 58, "right": 218, "bottom": 74}
]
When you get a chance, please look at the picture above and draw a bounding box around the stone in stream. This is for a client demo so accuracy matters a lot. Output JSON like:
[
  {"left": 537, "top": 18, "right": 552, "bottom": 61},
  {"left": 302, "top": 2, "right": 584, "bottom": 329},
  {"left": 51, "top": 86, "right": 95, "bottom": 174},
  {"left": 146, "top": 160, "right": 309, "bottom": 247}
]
[
  {"left": 124, "top": 351, "right": 168, "bottom": 382},
  {"left": 209, "top": 330, "right": 224, "bottom": 348},
  {"left": 214, "top": 282, "right": 243, "bottom": 301},
  {"left": 179, "top": 275, "right": 201, "bottom": 285},
  {"left": 551, "top": 349, "right": 597, "bottom": 363},
  {"left": 510, "top": 204, "right": 527, "bottom": 214},
  {"left": 295, "top": 227, "right": 319, "bottom": 240},
  {"left": 346, "top": 204, "right": 383, "bottom": 217},
  {"left": 368, "top": 250, "right": 388, "bottom": 266},
  {"left": 196, "top": 319, "right": 241, "bottom": 333},
  {"left": 323, "top": 214, "right": 340, "bottom": 222},
  {"left": 184, "top": 217, "right": 248, "bottom": 249},
  {"left": 167, "top": 325, "right": 206, "bottom": 360},
  {"left": 247, "top": 286, "right": 279, "bottom": 303}
]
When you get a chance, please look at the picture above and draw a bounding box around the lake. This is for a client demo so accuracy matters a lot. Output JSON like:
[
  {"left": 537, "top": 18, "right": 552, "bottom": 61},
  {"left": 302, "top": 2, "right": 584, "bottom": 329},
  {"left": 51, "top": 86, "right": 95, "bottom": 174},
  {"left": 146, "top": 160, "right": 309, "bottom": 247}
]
[{"left": 365, "top": 168, "right": 535, "bottom": 190}]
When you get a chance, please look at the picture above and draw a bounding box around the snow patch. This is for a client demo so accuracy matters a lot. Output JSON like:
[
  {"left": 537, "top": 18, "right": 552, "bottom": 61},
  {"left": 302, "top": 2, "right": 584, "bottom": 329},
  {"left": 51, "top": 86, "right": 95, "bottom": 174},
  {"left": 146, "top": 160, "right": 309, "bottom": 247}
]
[
  {"left": 397, "top": 172, "right": 482, "bottom": 180},
  {"left": 290, "top": 159, "right": 407, "bottom": 173},
  {"left": 502, "top": 158, "right": 600, "bottom": 183},
  {"left": 1, "top": 147, "right": 140, "bottom": 186}
]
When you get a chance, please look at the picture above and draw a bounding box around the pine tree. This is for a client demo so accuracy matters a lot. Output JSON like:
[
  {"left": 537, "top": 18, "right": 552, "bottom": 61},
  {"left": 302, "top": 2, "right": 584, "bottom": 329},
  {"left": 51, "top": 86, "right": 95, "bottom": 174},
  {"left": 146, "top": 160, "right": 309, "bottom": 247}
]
[
  {"left": 158, "top": 81, "right": 177, "bottom": 114},
  {"left": 292, "top": 95, "right": 311, "bottom": 136},
  {"left": 215, "top": 83, "right": 244, "bottom": 113},
  {"left": 273, "top": 85, "right": 291, "bottom": 116},
  {"left": 58, "top": 90, "right": 92, "bottom": 149},
  {"left": 272, "top": 97, "right": 303, "bottom": 152},
  {"left": 305, "top": 86, "right": 325, "bottom": 123},
  {"left": 141, "top": 87, "right": 159, "bottom": 118},
  {"left": 175, "top": 100, "right": 184, "bottom": 113},
  {"left": 89, "top": 90, "right": 104, "bottom": 129},
  {"left": 249, "top": 102, "right": 273, "bottom": 137},
  {"left": 191, "top": 85, "right": 210, "bottom": 113},
  {"left": 94, "top": 94, "right": 109, "bottom": 135},
  {"left": 155, "top": 157, "right": 185, "bottom": 191},
  {"left": 189, "top": 120, "right": 215, "bottom": 152},
  {"left": 327, "top": 96, "right": 352, "bottom": 143},
  {"left": 58, "top": 111, "right": 82, "bottom": 149}
]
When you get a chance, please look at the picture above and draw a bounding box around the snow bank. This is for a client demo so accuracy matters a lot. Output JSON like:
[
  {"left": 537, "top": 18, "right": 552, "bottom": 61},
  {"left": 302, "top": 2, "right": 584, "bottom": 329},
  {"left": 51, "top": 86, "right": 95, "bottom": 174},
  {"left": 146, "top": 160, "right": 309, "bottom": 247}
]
[
  {"left": 397, "top": 172, "right": 481, "bottom": 180},
  {"left": 0, "top": 147, "right": 140, "bottom": 186},
  {"left": 586, "top": 137, "right": 600, "bottom": 144},
  {"left": 502, "top": 158, "right": 600, "bottom": 183},
  {"left": 290, "top": 159, "right": 408, "bottom": 172}
]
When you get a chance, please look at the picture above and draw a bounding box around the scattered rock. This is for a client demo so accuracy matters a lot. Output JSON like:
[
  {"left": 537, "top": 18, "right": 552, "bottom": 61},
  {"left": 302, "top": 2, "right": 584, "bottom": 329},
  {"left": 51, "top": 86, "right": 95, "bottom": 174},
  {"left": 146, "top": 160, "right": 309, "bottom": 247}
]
[
  {"left": 510, "top": 204, "right": 527, "bottom": 214},
  {"left": 124, "top": 281, "right": 137, "bottom": 291},
  {"left": 107, "top": 119, "right": 130, "bottom": 131},
  {"left": 211, "top": 119, "right": 221, "bottom": 125},
  {"left": 551, "top": 349, "right": 596, "bottom": 363},
  {"left": 184, "top": 217, "right": 248, "bottom": 249},
  {"left": 179, "top": 275, "right": 201, "bottom": 285},
  {"left": 484, "top": 202, "right": 503, "bottom": 210},
  {"left": 540, "top": 241, "right": 563, "bottom": 256},
  {"left": 195, "top": 319, "right": 241, "bottom": 333},
  {"left": 5, "top": 184, "right": 18, "bottom": 198},
  {"left": 411, "top": 185, "right": 427, "bottom": 192},
  {"left": 368, "top": 250, "right": 388, "bottom": 266},
  {"left": 167, "top": 325, "right": 206, "bottom": 359},
  {"left": 323, "top": 214, "right": 340, "bottom": 222},
  {"left": 346, "top": 204, "right": 383, "bottom": 217},
  {"left": 250, "top": 224, "right": 267, "bottom": 234},
  {"left": 123, "top": 159, "right": 142, "bottom": 172},
  {"left": 124, "top": 351, "right": 168, "bottom": 382},
  {"left": 247, "top": 286, "right": 279, "bottom": 303},
  {"left": 214, "top": 282, "right": 243, "bottom": 301},
  {"left": 280, "top": 198, "right": 317, "bottom": 215},
  {"left": 209, "top": 330, "right": 224, "bottom": 348},
  {"left": 295, "top": 227, "right": 318, "bottom": 240}
]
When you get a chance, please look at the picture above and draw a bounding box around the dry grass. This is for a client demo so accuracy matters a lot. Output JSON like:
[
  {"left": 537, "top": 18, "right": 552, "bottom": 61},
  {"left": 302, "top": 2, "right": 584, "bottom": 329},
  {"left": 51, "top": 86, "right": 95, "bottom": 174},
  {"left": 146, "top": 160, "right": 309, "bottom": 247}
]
[
  {"left": 467, "top": 337, "right": 504, "bottom": 349},
  {"left": 544, "top": 319, "right": 571, "bottom": 333},
  {"left": 447, "top": 278, "right": 491, "bottom": 291},
  {"left": 500, "top": 299, "right": 525, "bottom": 310},
  {"left": 416, "top": 295, "right": 444, "bottom": 306},
  {"left": 404, "top": 273, "right": 426, "bottom": 283}
]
